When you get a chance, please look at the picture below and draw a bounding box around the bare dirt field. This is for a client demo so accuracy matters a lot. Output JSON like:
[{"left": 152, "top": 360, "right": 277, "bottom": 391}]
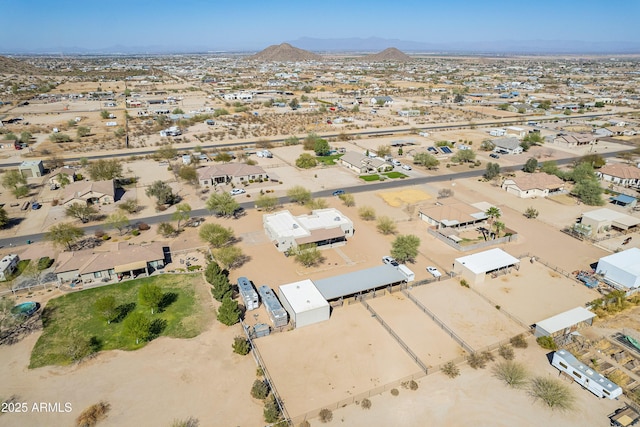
[
  {"left": 410, "top": 280, "right": 527, "bottom": 350},
  {"left": 366, "top": 292, "right": 465, "bottom": 366},
  {"left": 327, "top": 342, "right": 622, "bottom": 427},
  {"left": 253, "top": 302, "right": 422, "bottom": 419},
  {"left": 473, "top": 260, "right": 600, "bottom": 325}
]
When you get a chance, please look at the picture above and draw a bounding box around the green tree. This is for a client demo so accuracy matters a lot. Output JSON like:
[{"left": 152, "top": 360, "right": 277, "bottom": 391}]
[
  {"left": 76, "top": 126, "right": 91, "bottom": 138},
  {"left": 284, "top": 136, "right": 299, "bottom": 146},
  {"left": 123, "top": 311, "right": 150, "bottom": 344},
  {"left": 0, "top": 206, "right": 8, "bottom": 229},
  {"left": 215, "top": 246, "right": 244, "bottom": 270},
  {"left": 156, "top": 145, "right": 178, "bottom": 160},
  {"left": 540, "top": 160, "right": 559, "bottom": 176},
  {"left": 94, "top": 296, "right": 118, "bottom": 324},
  {"left": 209, "top": 270, "right": 232, "bottom": 301},
  {"left": 303, "top": 132, "right": 320, "bottom": 150},
  {"left": 390, "top": 234, "right": 420, "bottom": 263},
  {"left": 376, "top": 145, "right": 391, "bottom": 157},
  {"left": 158, "top": 222, "right": 177, "bottom": 237},
  {"left": 523, "top": 158, "right": 538, "bottom": 173},
  {"left": 57, "top": 173, "right": 71, "bottom": 188},
  {"left": 376, "top": 216, "right": 397, "bottom": 235},
  {"left": 296, "top": 153, "right": 318, "bottom": 169},
  {"left": 172, "top": 108, "right": 184, "bottom": 114},
  {"left": 172, "top": 203, "right": 191, "bottom": 229},
  {"left": 204, "top": 261, "right": 223, "bottom": 284},
  {"left": 217, "top": 296, "right": 241, "bottom": 326},
  {"left": 293, "top": 243, "right": 324, "bottom": 267},
  {"left": 484, "top": 162, "right": 501, "bottom": 180},
  {"left": 529, "top": 377, "right": 575, "bottom": 410},
  {"left": 138, "top": 283, "right": 163, "bottom": 314},
  {"left": 314, "top": 139, "right": 331, "bottom": 156},
  {"left": 106, "top": 211, "right": 129, "bottom": 235},
  {"left": 452, "top": 149, "right": 476, "bottom": 163},
  {"left": 581, "top": 154, "right": 606, "bottom": 168},
  {"left": 287, "top": 186, "right": 312, "bottom": 205},
  {"left": 118, "top": 199, "right": 139, "bottom": 214},
  {"left": 251, "top": 379, "right": 270, "bottom": 399},
  {"left": 13, "top": 185, "right": 29, "bottom": 198},
  {"left": 570, "top": 162, "right": 597, "bottom": 183},
  {"left": 146, "top": 180, "right": 176, "bottom": 205},
  {"left": 65, "top": 202, "right": 97, "bottom": 223},
  {"left": 255, "top": 194, "right": 278, "bottom": 211},
  {"left": 494, "top": 220, "right": 506, "bottom": 237},
  {"left": 263, "top": 394, "right": 282, "bottom": 423},
  {"left": 50, "top": 133, "right": 73, "bottom": 143},
  {"left": 413, "top": 152, "right": 440, "bottom": 169},
  {"left": 206, "top": 192, "right": 240, "bottom": 217},
  {"left": 100, "top": 110, "right": 110, "bottom": 119},
  {"left": 572, "top": 179, "right": 604, "bottom": 206},
  {"left": 233, "top": 336, "right": 251, "bottom": 356},
  {"left": 87, "top": 159, "right": 123, "bottom": 181},
  {"left": 289, "top": 98, "right": 299, "bottom": 109},
  {"left": 19, "top": 131, "right": 32, "bottom": 144},
  {"left": 454, "top": 93, "right": 464, "bottom": 103},
  {"left": 1, "top": 170, "right": 27, "bottom": 192},
  {"left": 485, "top": 206, "right": 501, "bottom": 230},
  {"left": 178, "top": 165, "right": 198, "bottom": 184},
  {"left": 45, "top": 222, "right": 84, "bottom": 250},
  {"left": 480, "top": 140, "right": 496, "bottom": 151},
  {"left": 199, "top": 223, "right": 234, "bottom": 248}
]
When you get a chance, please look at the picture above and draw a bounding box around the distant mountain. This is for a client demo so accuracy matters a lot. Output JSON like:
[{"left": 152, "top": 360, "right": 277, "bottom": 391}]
[
  {"left": 248, "top": 43, "right": 322, "bottom": 62},
  {"left": 0, "top": 55, "right": 43, "bottom": 74},
  {"left": 363, "top": 47, "right": 412, "bottom": 62}
]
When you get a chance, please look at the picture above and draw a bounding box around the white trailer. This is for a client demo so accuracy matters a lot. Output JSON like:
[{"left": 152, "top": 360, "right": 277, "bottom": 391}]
[
  {"left": 551, "top": 349, "right": 622, "bottom": 399},
  {"left": 397, "top": 264, "right": 415, "bottom": 282},
  {"left": 258, "top": 285, "right": 288, "bottom": 328},
  {"left": 237, "top": 277, "right": 259, "bottom": 311}
]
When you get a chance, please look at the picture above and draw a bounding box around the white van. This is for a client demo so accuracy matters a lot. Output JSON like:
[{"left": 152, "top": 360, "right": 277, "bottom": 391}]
[{"left": 391, "top": 159, "right": 401, "bottom": 167}]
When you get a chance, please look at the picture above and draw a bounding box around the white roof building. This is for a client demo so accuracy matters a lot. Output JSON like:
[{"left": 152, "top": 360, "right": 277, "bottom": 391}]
[
  {"left": 278, "top": 279, "right": 330, "bottom": 328},
  {"left": 454, "top": 248, "right": 520, "bottom": 285},
  {"left": 534, "top": 307, "right": 595, "bottom": 338},
  {"left": 596, "top": 248, "right": 640, "bottom": 290},
  {"left": 263, "top": 208, "right": 354, "bottom": 253}
]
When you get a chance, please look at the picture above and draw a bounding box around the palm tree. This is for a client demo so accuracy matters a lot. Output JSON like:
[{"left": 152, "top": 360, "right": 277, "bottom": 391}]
[
  {"left": 486, "top": 206, "right": 501, "bottom": 230},
  {"left": 494, "top": 221, "right": 505, "bottom": 237}
]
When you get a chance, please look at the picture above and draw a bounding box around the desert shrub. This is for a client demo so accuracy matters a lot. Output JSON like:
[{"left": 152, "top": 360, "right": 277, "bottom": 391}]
[
  {"left": 607, "top": 370, "right": 629, "bottom": 388},
  {"left": 251, "top": 379, "right": 270, "bottom": 400},
  {"left": 232, "top": 336, "right": 250, "bottom": 355},
  {"left": 510, "top": 334, "right": 528, "bottom": 348},
  {"left": 75, "top": 401, "right": 111, "bottom": 427},
  {"left": 256, "top": 367, "right": 264, "bottom": 377},
  {"left": 441, "top": 361, "right": 460, "bottom": 378},
  {"left": 298, "top": 421, "right": 311, "bottom": 427},
  {"left": 171, "top": 417, "right": 199, "bottom": 427},
  {"left": 131, "top": 229, "right": 140, "bottom": 236},
  {"left": 137, "top": 222, "right": 150, "bottom": 231},
  {"left": 536, "top": 336, "right": 557, "bottom": 350},
  {"left": 94, "top": 230, "right": 105, "bottom": 238},
  {"left": 459, "top": 279, "right": 469, "bottom": 288},
  {"left": 468, "top": 352, "right": 487, "bottom": 369},
  {"left": 482, "top": 351, "right": 495, "bottom": 362},
  {"left": 319, "top": 408, "right": 333, "bottom": 423},
  {"left": 390, "top": 388, "right": 399, "bottom": 396},
  {"left": 493, "top": 361, "right": 529, "bottom": 388},
  {"left": 401, "top": 380, "right": 418, "bottom": 390},
  {"left": 529, "top": 377, "right": 575, "bottom": 410},
  {"left": 438, "top": 188, "right": 454, "bottom": 198},
  {"left": 358, "top": 206, "right": 376, "bottom": 221},
  {"left": 498, "top": 344, "right": 515, "bottom": 360},
  {"left": 361, "top": 398, "right": 372, "bottom": 409}
]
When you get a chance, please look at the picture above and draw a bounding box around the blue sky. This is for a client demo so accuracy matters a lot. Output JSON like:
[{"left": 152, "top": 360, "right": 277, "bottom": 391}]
[{"left": 1, "top": 0, "right": 639, "bottom": 52}]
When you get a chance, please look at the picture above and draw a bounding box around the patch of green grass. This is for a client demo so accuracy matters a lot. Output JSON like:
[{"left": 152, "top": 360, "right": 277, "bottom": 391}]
[
  {"left": 30, "top": 274, "right": 206, "bottom": 369},
  {"left": 359, "top": 174, "right": 381, "bottom": 181},
  {"left": 383, "top": 172, "right": 408, "bottom": 179},
  {"left": 315, "top": 154, "right": 343, "bottom": 165}
]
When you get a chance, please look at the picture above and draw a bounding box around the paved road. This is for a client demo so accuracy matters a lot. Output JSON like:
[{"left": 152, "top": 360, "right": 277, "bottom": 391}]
[
  {"left": 0, "top": 149, "right": 631, "bottom": 249},
  {"left": 0, "top": 110, "right": 634, "bottom": 169}
]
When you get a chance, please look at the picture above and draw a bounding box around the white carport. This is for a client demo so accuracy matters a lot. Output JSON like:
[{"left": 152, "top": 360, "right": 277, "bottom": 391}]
[
  {"left": 534, "top": 307, "right": 595, "bottom": 338},
  {"left": 454, "top": 248, "right": 520, "bottom": 285}
]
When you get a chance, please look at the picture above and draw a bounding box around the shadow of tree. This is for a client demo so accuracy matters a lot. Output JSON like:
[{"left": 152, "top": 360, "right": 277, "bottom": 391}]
[
  {"left": 148, "top": 318, "right": 167, "bottom": 340},
  {"left": 112, "top": 302, "right": 136, "bottom": 323},
  {"left": 158, "top": 292, "right": 178, "bottom": 312}
]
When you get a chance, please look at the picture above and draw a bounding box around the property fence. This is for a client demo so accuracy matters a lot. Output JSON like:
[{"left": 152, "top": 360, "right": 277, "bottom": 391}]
[{"left": 427, "top": 227, "right": 518, "bottom": 252}]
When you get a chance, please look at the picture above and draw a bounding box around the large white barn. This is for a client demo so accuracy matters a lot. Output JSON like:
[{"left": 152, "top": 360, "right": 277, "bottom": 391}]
[{"left": 596, "top": 248, "right": 640, "bottom": 290}]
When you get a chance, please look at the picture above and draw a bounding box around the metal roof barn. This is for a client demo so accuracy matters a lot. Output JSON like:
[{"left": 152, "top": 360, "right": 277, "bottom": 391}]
[{"left": 313, "top": 265, "right": 407, "bottom": 301}]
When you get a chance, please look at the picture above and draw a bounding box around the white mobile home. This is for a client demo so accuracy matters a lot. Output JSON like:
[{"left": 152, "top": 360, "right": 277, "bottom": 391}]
[
  {"left": 552, "top": 349, "right": 622, "bottom": 399},
  {"left": 237, "top": 277, "right": 259, "bottom": 311}
]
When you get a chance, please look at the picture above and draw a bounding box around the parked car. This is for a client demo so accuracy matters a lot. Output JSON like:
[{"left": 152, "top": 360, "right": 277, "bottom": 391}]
[
  {"left": 489, "top": 153, "right": 500, "bottom": 159},
  {"left": 382, "top": 256, "right": 399, "bottom": 267},
  {"left": 401, "top": 164, "right": 412, "bottom": 171},
  {"left": 332, "top": 189, "right": 345, "bottom": 196},
  {"left": 230, "top": 188, "right": 246, "bottom": 196},
  {"left": 426, "top": 266, "right": 442, "bottom": 278}
]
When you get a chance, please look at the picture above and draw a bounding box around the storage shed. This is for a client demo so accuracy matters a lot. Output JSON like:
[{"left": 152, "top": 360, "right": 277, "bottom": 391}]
[
  {"left": 278, "top": 279, "right": 329, "bottom": 328},
  {"left": 596, "top": 248, "right": 640, "bottom": 290},
  {"left": 258, "top": 285, "right": 288, "bottom": 328},
  {"left": 534, "top": 307, "right": 595, "bottom": 338},
  {"left": 237, "top": 277, "right": 259, "bottom": 311},
  {"left": 453, "top": 248, "right": 520, "bottom": 285},
  {"left": 19, "top": 160, "right": 44, "bottom": 178}
]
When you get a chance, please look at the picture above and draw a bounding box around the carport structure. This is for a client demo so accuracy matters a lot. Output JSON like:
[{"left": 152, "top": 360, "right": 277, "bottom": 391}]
[
  {"left": 314, "top": 265, "right": 407, "bottom": 303},
  {"left": 453, "top": 248, "right": 520, "bottom": 285}
]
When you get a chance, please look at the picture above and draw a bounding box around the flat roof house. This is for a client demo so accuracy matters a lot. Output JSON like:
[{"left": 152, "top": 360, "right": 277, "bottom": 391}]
[
  {"left": 19, "top": 160, "right": 44, "bottom": 178},
  {"left": 263, "top": 208, "right": 354, "bottom": 253},
  {"left": 197, "top": 163, "right": 268, "bottom": 187},
  {"left": 502, "top": 173, "right": 565, "bottom": 199}
]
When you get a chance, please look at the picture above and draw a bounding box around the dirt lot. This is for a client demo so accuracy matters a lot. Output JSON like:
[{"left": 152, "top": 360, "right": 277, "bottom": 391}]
[
  {"left": 410, "top": 280, "right": 527, "bottom": 350},
  {"left": 473, "top": 261, "right": 600, "bottom": 326},
  {"left": 254, "top": 302, "right": 422, "bottom": 419}
]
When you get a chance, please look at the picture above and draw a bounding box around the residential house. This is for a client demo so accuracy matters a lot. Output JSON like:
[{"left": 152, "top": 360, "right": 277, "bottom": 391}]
[
  {"left": 597, "top": 163, "right": 640, "bottom": 189},
  {"left": 370, "top": 96, "right": 393, "bottom": 106},
  {"left": 197, "top": 163, "right": 268, "bottom": 187},
  {"left": 553, "top": 133, "right": 598, "bottom": 147},
  {"left": 19, "top": 160, "right": 44, "bottom": 178},
  {"left": 48, "top": 166, "right": 77, "bottom": 187},
  {"left": 502, "top": 173, "right": 565, "bottom": 198},
  {"left": 418, "top": 200, "right": 490, "bottom": 229},
  {"left": 0, "top": 254, "right": 19, "bottom": 281},
  {"left": 62, "top": 180, "right": 116, "bottom": 205},
  {"left": 492, "top": 137, "right": 523, "bottom": 154},
  {"left": 54, "top": 242, "right": 167, "bottom": 284},
  {"left": 339, "top": 151, "right": 390, "bottom": 174}
]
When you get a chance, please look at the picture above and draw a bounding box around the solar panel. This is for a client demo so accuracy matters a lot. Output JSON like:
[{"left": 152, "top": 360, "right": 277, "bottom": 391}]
[{"left": 441, "top": 146, "right": 452, "bottom": 154}]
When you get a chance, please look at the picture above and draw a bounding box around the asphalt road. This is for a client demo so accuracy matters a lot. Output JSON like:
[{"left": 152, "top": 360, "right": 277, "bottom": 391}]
[{"left": 0, "top": 149, "right": 631, "bottom": 250}]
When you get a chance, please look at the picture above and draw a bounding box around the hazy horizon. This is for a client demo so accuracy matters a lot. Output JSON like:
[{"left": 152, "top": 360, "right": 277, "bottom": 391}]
[{"left": 1, "top": 0, "right": 639, "bottom": 54}]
